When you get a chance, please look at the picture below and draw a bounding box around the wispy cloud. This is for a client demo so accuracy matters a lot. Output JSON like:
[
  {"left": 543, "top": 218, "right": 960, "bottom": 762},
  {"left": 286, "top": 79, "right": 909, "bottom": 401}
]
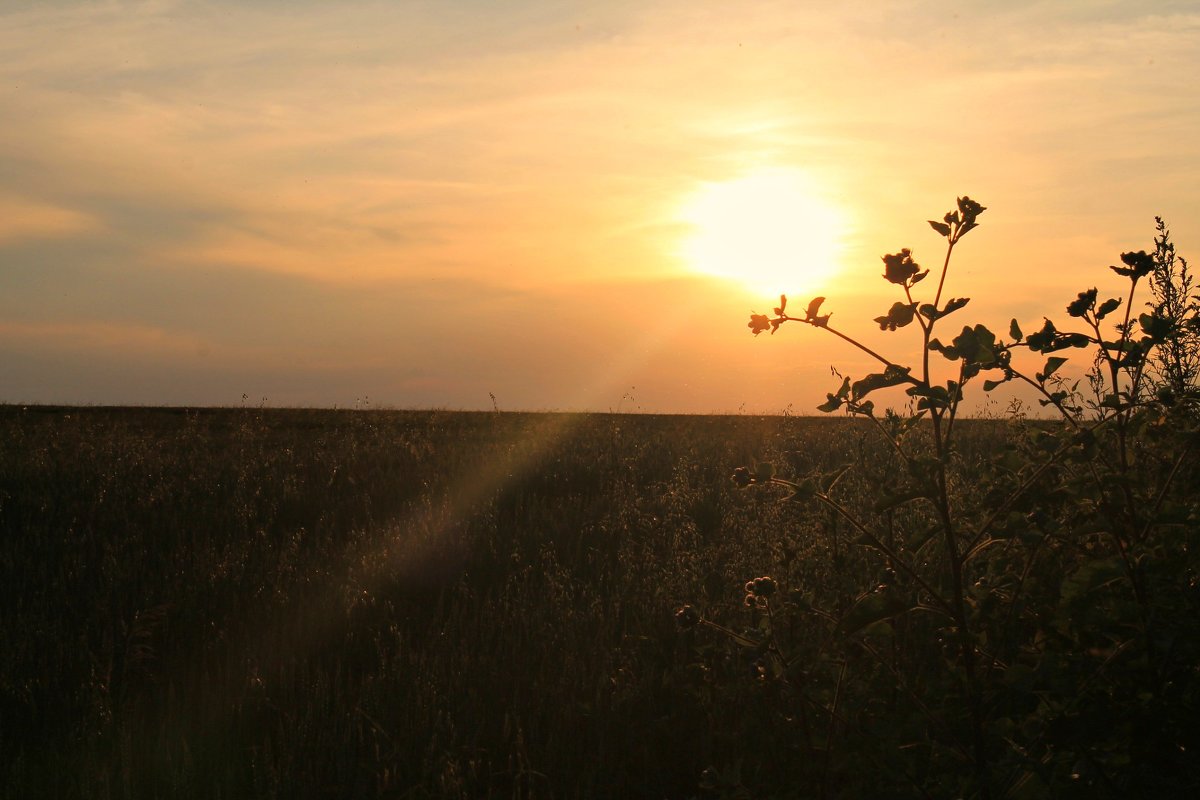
[
  {"left": 0, "top": 194, "right": 97, "bottom": 243},
  {"left": 1, "top": 0, "right": 1197, "bottom": 409}
]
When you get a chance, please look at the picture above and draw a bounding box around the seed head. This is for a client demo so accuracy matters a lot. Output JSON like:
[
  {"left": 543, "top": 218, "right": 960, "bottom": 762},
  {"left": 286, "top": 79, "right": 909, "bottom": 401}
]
[
  {"left": 753, "top": 576, "right": 777, "bottom": 597},
  {"left": 731, "top": 467, "right": 754, "bottom": 488},
  {"left": 674, "top": 604, "right": 701, "bottom": 630}
]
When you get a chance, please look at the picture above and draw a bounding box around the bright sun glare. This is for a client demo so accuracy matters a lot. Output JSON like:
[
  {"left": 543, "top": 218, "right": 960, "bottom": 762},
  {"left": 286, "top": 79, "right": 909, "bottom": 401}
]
[{"left": 679, "top": 169, "right": 847, "bottom": 296}]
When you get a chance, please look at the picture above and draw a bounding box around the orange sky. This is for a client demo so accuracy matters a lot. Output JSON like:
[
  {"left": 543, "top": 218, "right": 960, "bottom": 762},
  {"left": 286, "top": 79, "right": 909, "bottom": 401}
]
[{"left": 1, "top": 1, "right": 1197, "bottom": 413}]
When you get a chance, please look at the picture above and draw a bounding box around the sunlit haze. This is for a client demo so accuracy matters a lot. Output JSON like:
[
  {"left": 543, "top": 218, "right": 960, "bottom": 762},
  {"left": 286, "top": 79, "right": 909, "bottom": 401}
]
[
  {"left": 2, "top": 1, "right": 1198, "bottom": 413},
  {"left": 679, "top": 169, "right": 847, "bottom": 296}
]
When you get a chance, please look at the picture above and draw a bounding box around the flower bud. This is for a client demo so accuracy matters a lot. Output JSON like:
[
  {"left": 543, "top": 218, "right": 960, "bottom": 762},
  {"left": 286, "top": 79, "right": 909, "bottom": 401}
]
[
  {"left": 731, "top": 467, "right": 753, "bottom": 488},
  {"left": 755, "top": 576, "right": 777, "bottom": 597}
]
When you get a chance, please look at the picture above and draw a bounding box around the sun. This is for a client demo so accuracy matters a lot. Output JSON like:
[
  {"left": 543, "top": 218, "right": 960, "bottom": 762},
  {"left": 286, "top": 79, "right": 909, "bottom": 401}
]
[{"left": 678, "top": 169, "right": 847, "bottom": 296}]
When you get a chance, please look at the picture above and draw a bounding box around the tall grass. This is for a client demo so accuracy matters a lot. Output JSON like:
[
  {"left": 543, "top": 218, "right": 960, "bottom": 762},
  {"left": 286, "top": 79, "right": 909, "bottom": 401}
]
[{"left": 2, "top": 405, "right": 907, "bottom": 798}]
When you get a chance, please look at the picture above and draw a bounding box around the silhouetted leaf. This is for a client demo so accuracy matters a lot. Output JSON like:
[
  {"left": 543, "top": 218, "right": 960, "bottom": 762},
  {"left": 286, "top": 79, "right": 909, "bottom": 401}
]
[
  {"left": 1117, "top": 339, "right": 1149, "bottom": 368},
  {"left": 1095, "top": 297, "right": 1121, "bottom": 320},
  {"left": 919, "top": 297, "right": 970, "bottom": 322},
  {"left": 873, "top": 488, "right": 927, "bottom": 513},
  {"left": 951, "top": 324, "right": 998, "bottom": 365},
  {"left": 1026, "top": 318, "right": 1090, "bottom": 353},
  {"left": 1037, "top": 390, "right": 1070, "bottom": 408},
  {"left": 1140, "top": 312, "right": 1173, "bottom": 341},
  {"left": 816, "top": 376, "right": 851, "bottom": 413},
  {"left": 927, "top": 338, "right": 961, "bottom": 361},
  {"left": 943, "top": 297, "right": 970, "bottom": 316},
  {"left": 874, "top": 302, "right": 917, "bottom": 331},
  {"left": 1071, "top": 427, "right": 1096, "bottom": 448},
  {"left": 1025, "top": 319, "right": 1057, "bottom": 352},
  {"left": 906, "top": 383, "right": 951, "bottom": 411},
  {"left": 1036, "top": 357, "right": 1068, "bottom": 382},
  {"left": 950, "top": 331, "right": 979, "bottom": 357},
  {"left": 774, "top": 294, "right": 787, "bottom": 316},
  {"left": 1009, "top": 318, "right": 1023, "bottom": 342},
  {"left": 821, "top": 463, "right": 853, "bottom": 492},
  {"left": 836, "top": 591, "right": 913, "bottom": 637},
  {"left": 852, "top": 365, "right": 912, "bottom": 400},
  {"left": 906, "top": 385, "right": 947, "bottom": 401},
  {"left": 816, "top": 395, "right": 842, "bottom": 413},
  {"left": 784, "top": 477, "right": 818, "bottom": 502},
  {"left": 928, "top": 220, "right": 951, "bottom": 237}
]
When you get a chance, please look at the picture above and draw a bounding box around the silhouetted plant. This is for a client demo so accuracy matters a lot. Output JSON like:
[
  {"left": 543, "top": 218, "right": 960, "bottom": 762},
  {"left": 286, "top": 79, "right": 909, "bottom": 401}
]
[
  {"left": 680, "top": 199, "right": 1200, "bottom": 798},
  {"left": 1145, "top": 217, "right": 1200, "bottom": 405}
]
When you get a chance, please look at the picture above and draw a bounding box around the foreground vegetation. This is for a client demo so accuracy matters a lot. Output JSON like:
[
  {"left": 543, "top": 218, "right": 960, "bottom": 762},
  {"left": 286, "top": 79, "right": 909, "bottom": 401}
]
[
  {"left": 1, "top": 403, "right": 1194, "bottom": 798},
  {"left": 4, "top": 204, "right": 1198, "bottom": 799},
  {"left": 713, "top": 201, "right": 1200, "bottom": 799},
  {"left": 0, "top": 406, "right": 895, "bottom": 798}
]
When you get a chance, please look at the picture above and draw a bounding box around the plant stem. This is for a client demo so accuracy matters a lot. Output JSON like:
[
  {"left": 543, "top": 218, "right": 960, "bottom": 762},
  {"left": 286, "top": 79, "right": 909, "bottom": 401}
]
[
  {"left": 813, "top": 491, "right": 955, "bottom": 617},
  {"left": 783, "top": 316, "right": 905, "bottom": 376},
  {"left": 1007, "top": 369, "right": 1082, "bottom": 428},
  {"left": 924, "top": 240, "right": 956, "bottom": 391},
  {"left": 819, "top": 660, "right": 848, "bottom": 800},
  {"left": 932, "top": 239, "right": 957, "bottom": 318}
]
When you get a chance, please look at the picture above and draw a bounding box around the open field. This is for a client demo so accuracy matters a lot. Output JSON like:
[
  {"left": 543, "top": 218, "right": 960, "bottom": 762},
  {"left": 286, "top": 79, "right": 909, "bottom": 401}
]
[
  {"left": 2, "top": 406, "right": 1196, "bottom": 798},
  {"left": 0, "top": 406, "right": 866, "bottom": 798}
]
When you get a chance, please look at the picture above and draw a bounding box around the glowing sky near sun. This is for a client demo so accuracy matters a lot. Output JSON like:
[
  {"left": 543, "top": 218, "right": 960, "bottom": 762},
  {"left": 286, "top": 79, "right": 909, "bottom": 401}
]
[{"left": 1, "top": 0, "right": 1198, "bottom": 413}]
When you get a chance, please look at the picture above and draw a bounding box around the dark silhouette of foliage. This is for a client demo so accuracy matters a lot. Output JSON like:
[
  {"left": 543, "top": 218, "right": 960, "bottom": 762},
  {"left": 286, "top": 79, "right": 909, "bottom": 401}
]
[
  {"left": 1146, "top": 217, "right": 1200, "bottom": 403},
  {"left": 683, "top": 198, "right": 1200, "bottom": 799}
]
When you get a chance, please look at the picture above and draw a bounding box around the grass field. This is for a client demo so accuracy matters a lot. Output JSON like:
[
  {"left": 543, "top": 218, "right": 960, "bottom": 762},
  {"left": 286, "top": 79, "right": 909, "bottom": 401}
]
[
  {"left": 2, "top": 406, "right": 1195, "bottom": 798},
  {"left": 0, "top": 406, "right": 870, "bottom": 798}
]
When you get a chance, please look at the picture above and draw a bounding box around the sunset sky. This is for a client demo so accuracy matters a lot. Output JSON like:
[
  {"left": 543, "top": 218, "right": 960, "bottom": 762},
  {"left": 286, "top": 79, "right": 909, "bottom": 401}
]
[{"left": 2, "top": 0, "right": 1198, "bottom": 413}]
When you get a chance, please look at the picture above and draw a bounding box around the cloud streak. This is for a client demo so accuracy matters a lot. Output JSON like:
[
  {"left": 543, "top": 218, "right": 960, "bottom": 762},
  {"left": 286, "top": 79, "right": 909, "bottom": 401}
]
[{"left": 1, "top": 1, "right": 1197, "bottom": 410}]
